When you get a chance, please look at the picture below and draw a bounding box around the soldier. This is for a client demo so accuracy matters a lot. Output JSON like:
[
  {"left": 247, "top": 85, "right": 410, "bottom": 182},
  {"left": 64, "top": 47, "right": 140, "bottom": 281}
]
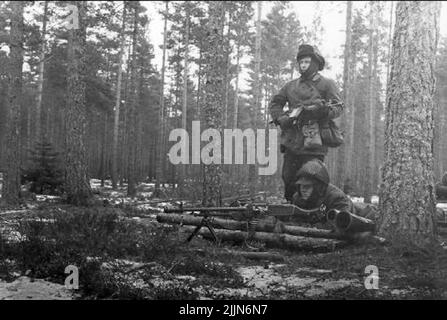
[
  {"left": 292, "top": 159, "right": 379, "bottom": 224},
  {"left": 269, "top": 44, "right": 344, "bottom": 202},
  {"left": 292, "top": 159, "right": 354, "bottom": 213}
]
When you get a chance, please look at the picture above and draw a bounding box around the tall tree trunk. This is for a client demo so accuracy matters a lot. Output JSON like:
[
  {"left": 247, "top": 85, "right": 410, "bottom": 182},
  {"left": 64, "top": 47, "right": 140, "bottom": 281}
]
[
  {"left": 202, "top": 1, "right": 226, "bottom": 206},
  {"left": 120, "top": 44, "right": 133, "bottom": 187},
  {"left": 196, "top": 44, "right": 203, "bottom": 120},
  {"left": 364, "top": 1, "right": 377, "bottom": 203},
  {"left": 223, "top": 11, "right": 232, "bottom": 128},
  {"left": 386, "top": 1, "right": 394, "bottom": 84},
  {"left": 65, "top": 1, "right": 93, "bottom": 206},
  {"left": 372, "top": 3, "right": 381, "bottom": 198},
  {"left": 434, "top": 59, "right": 447, "bottom": 179},
  {"left": 337, "top": 0, "right": 352, "bottom": 189},
  {"left": 233, "top": 43, "right": 240, "bottom": 129},
  {"left": 111, "top": 2, "right": 126, "bottom": 190},
  {"left": 100, "top": 113, "right": 108, "bottom": 187},
  {"left": 179, "top": 4, "right": 190, "bottom": 195},
  {"left": 126, "top": 5, "right": 139, "bottom": 197},
  {"left": 379, "top": 1, "right": 441, "bottom": 244},
  {"left": 26, "top": 100, "right": 31, "bottom": 155},
  {"left": 155, "top": 1, "right": 168, "bottom": 195},
  {"left": 35, "top": 1, "right": 48, "bottom": 143},
  {"left": 2, "top": 1, "right": 24, "bottom": 205},
  {"left": 249, "top": 1, "right": 262, "bottom": 198},
  {"left": 135, "top": 56, "right": 144, "bottom": 185}
]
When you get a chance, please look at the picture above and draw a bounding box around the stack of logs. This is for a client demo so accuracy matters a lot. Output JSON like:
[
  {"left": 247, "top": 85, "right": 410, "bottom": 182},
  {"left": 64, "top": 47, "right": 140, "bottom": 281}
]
[{"left": 156, "top": 208, "right": 385, "bottom": 253}]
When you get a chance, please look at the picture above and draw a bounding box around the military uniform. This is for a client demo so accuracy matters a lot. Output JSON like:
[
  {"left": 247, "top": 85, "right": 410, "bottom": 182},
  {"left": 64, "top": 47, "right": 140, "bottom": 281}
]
[
  {"left": 292, "top": 159, "right": 354, "bottom": 213},
  {"left": 269, "top": 44, "right": 344, "bottom": 201},
  {"left": 292, "top": 160, "right": 378, "bottom": 223}
]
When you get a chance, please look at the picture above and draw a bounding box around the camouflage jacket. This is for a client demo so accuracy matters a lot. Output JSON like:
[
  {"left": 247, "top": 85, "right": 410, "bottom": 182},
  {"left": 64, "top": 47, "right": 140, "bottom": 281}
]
[{"left": 269, "top": 73, "right": 344, "bottom": 156}]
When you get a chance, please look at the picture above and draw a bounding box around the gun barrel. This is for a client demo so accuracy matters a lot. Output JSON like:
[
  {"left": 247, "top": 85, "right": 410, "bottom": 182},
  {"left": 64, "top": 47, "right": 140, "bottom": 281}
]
[{"left": 334, "top": 210, "right": 375, "bottom": 234}]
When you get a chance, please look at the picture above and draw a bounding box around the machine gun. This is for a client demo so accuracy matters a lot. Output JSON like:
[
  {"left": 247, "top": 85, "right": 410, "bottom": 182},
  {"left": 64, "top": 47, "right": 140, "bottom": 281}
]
[{"left": 163, "top": 203, "right": 326, "bottom": 243}]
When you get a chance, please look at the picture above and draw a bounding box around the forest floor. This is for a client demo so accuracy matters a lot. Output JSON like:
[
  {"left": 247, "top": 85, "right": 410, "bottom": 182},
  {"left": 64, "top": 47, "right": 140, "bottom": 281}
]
[{"left": 0, "top": 179, "right": 446, "bottom": 300}]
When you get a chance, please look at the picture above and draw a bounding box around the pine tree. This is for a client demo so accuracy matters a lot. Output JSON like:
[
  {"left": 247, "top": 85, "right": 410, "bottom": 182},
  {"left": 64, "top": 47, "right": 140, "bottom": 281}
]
[
  {"left": 434, "top": 37, "right": 447, "bottom": 179},
  {"left": 364, "top": 1, "right": 378, "bottom": 203},
  {"left": 111, "top": 1, "right": 127, "bottom": 190},
  {"left": 201, "top": 1, "right": 226, "bottom": 206},
  {"left": 64, "top": 1, "right": 93, "bottom": 205},
  {"left": 155, "top": 1, "right": 169, "bottom": 196},
  {"left": 35, "top": 1, "right": 48, "bottom": 143},
  {"left": 126, "top": 2, "right": 140, "bottom": 197},
  {"left": 335, "top": 0, "right": 352, "bottom": 189},
  {"left": 2, "top": 1, "right": 24, "bottom": 205},
  {"left": 379, "top": 1, "right": 441, "bottom": 243}
]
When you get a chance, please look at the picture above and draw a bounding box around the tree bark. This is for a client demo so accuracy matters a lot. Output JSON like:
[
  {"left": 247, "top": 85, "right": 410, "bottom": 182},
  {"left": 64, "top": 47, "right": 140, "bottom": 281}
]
[
  {"left": 364, "top": 1, "right": 377, "bottom": 203},
  {"left": 233, "top": 43, "right": 240, "bottom": 129},
  {"left": 126, "top": 5, "right": 139, "bottom": 197},
  {"left": 65, "top": 1, "right": 93, "bottom": 206},
  {"left": 337, "top": 0, "right": 352, "bottom": 188},
  {"left": 111, "top": 2, "right": 127, "bottom": 190},
  {"left": 179, "top": 4, "right": 190, "bottom": 195},
  {"left": 201, "top": 2, "right": 226, "bottom": 206},
  {"left": 223, "top": 11, "right": 232, "bottom": 128},
  {"left": 100, "top": 113, "right": 108, "bottom": 187},
  {"left": 35, "top": 1, "right": 48, "bottom": 143},
  {"left": 196, "top": 45, "right": 203, "bottom": 121},
  {"left": 119, "top": 44, "right": 133, "bottom": 187},
  {"left": 155, "top": 1, "right": 168, "bottom": 195},
  {"left": 248, "top": 1, "right": 262, "bottom": 198},
  {"left": 379, "top": 1, "right": 441, "bottom": 244},
  {"left": 2, "top": 1, "right": 24, "bottom": 205}
]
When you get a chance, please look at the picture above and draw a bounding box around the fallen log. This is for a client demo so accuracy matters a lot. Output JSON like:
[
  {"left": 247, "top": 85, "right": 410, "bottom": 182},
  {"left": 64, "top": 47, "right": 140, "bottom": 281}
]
[
  {"left": 157, "top": 213, "right": 340, "bottom": 239},
  {"left": 181, "top": 226, "right": 347, "bottom": 252},
  {"left": 157, "top": 213, "right": 387, "bottom": 245}
]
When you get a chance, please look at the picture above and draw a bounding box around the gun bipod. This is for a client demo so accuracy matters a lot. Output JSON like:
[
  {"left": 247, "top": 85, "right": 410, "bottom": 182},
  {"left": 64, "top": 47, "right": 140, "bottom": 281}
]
[{"left": 186, "top": 216, "right": 220, "bottom": 245}]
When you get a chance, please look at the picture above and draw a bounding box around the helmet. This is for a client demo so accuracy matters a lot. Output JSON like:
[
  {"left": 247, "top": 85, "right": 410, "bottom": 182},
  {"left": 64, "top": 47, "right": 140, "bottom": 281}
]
[
  {"left": 296, "top": 44, "right": 325, "bottom": 71},
  {"left": 295, "top": 159, "right": 330, "bottom": 186}
]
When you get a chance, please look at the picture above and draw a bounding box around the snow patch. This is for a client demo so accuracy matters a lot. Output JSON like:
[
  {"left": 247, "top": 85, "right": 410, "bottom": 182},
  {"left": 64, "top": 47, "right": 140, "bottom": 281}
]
[
  {"left": 0, "top": 277, "right": 76, "bottom": 300},
  {"left": 303, "top": 279, "right": 359, "bottom": 297}
]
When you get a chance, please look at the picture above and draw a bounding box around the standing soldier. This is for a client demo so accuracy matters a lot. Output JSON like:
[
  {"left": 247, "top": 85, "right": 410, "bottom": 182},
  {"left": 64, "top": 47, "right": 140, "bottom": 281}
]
[{"left": 269, "top": 44, "right": 344, "bottom": 202}]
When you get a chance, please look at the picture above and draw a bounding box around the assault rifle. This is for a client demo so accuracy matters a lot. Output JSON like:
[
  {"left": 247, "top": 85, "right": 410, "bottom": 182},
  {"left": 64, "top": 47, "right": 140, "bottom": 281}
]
[
  {"left": 163, "top": 203, "right": 326, "bottom": 243},
  {"left": 270, "top": 99, "right": 344, "bottom": 125}
]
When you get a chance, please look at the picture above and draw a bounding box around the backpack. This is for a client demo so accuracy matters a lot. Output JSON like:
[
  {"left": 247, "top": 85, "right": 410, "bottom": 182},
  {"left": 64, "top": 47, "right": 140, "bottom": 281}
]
[
  {"left": 320, "top": 117, "right": 344, "bottom": 148},
  {"left": 305, "top": 79, "right": 344, "bottom": 148}
]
